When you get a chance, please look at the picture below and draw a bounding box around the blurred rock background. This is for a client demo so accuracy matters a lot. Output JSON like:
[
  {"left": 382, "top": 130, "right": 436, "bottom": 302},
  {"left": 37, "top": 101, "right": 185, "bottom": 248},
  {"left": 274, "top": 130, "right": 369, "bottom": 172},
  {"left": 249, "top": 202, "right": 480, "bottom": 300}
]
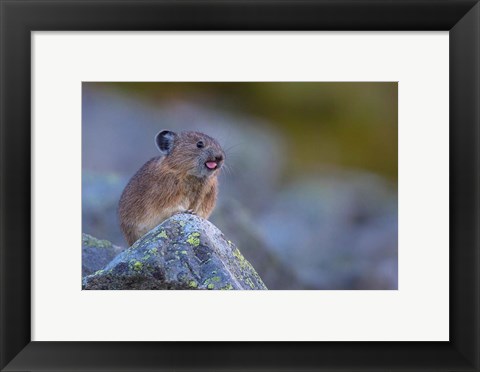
[{"left": 82, "top": 82, "right": 398, "bottom": 290}]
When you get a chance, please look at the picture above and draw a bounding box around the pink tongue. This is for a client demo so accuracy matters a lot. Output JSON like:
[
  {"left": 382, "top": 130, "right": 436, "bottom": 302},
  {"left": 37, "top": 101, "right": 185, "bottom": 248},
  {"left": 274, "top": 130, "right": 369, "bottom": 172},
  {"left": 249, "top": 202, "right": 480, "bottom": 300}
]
[{"left": 206, "top": 161, "right": 217, "bottom": 169}]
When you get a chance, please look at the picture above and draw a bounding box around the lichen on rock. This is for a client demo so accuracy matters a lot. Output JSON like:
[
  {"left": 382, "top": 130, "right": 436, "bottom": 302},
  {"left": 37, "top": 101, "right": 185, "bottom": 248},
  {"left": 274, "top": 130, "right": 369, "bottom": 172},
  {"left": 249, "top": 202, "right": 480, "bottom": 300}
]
[
  {"left": 82, "top": 214, "right": 267, "bottom": 290},
  {"left": 82, "top": 233, "right": 125, "bottom": 277}
]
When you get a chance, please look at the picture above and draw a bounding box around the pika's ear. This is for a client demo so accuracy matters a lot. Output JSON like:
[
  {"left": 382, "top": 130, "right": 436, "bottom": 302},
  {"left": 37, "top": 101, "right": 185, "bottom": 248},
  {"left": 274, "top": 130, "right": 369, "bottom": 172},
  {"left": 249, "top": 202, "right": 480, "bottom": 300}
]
[{"left": 155, "top": 130, "right": 176, "bottom": 155}]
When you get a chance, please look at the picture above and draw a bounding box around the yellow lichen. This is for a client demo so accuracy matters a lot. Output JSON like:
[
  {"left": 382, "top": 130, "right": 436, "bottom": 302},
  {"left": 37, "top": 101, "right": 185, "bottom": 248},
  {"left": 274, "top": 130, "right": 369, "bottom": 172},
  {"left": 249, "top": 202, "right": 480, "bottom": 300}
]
[
  {"left": 186, "top": 232, "right": 201, "bottom": 247},
  {"left": 188, "top": 280, "right": 198, "bottom": 288},
  {"left": 245, "top": 277, "right": 255, "bottom": 289}
]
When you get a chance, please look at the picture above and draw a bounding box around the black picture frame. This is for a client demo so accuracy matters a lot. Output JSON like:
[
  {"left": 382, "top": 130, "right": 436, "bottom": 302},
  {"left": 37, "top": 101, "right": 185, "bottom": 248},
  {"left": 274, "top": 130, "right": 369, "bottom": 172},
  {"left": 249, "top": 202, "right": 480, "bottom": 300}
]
[{"left": 1, "top": 1, "right": 479, "bottom": 371}]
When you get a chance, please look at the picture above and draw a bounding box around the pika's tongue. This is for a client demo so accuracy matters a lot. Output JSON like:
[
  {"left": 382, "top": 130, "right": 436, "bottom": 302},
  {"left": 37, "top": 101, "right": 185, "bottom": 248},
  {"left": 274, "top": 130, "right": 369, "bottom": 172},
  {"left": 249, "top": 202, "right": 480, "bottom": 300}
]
[{"left": 206, "top": 161, "right": 217, "bottom": 169}]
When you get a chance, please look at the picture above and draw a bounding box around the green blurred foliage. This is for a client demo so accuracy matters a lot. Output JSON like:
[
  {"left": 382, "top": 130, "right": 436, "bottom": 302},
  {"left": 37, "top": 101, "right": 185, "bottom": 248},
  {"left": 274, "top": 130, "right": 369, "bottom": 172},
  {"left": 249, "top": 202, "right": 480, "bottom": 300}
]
[{"left": 99, "top": 82, "right": 397, "bottom": 181}]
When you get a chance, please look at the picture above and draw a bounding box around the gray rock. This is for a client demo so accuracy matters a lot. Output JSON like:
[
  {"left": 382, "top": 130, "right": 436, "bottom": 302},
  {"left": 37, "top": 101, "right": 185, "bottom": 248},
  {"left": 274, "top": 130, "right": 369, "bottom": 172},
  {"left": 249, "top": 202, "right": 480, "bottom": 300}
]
[
  {"left": 82, "top": 171, "right": 128, "bottom": 247},
  {"left": 82, "top": 214, "right": 268, "bottom": 290},
  {"left": 82, "top": 233, "right": 125, "bottom": 277},
  {"left": 258, "top": 171, "right": 398, "bottom": 290},
  {"left": 211, "top": 199, "right": 304, "bottom": 289}
]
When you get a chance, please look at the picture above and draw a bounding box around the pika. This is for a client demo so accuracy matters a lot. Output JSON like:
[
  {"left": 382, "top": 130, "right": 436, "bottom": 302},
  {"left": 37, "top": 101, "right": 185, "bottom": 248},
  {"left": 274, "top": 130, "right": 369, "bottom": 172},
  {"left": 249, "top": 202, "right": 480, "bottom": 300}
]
[{"left": 118, "top": 130, "right": 225, "bottom": 246}]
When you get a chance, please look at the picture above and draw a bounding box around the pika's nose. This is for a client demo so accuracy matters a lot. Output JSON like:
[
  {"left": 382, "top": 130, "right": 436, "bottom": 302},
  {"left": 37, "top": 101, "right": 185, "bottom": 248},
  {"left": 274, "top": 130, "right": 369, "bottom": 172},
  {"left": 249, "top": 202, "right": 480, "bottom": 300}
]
[{"left": 215, "top": 155, "right": 224, "bottom": 162}]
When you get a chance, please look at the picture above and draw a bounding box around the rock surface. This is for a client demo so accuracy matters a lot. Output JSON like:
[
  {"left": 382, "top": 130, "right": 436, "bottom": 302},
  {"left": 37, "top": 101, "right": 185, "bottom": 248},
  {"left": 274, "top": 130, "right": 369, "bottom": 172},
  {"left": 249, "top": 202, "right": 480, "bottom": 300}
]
[
  {"left": 82, "top": 214, "right": 267, "bottom": 290},
  {"left": 212, "top": 199, "right": 304, "bottom": 289},
  {"left": 82, "top": 171, "right": 128, "bottom": 247},
  {"left": 82, "top": 233, "right": 125, "bottom": 277},
  {"left": 258, "top": 172, "right": 398, "bottom": 289}
]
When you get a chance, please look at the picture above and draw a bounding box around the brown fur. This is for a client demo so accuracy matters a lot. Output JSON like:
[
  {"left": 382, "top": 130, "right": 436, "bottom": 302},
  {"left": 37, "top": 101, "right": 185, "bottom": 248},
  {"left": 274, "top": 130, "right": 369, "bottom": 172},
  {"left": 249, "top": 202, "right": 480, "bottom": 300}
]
[{"left": 118, "top": 131, "right": 224, "bottom": 246}]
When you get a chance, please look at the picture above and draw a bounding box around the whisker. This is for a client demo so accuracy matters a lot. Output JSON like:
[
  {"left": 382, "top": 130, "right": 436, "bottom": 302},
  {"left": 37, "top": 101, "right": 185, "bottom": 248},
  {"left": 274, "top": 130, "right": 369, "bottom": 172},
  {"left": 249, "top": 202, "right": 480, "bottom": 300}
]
[
  {"left": 222, "top": 162, "right": 235, "bottom": 176},
  {"left": 224, "top": 142, "right": 244, "bottom": 153}
]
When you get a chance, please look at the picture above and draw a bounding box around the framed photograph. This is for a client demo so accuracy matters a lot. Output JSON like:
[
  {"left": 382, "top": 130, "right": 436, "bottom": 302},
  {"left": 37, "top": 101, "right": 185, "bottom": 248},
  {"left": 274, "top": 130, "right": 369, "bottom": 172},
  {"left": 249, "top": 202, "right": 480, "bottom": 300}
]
[
  {"left": 1, "top": 0, "right": 479, "bottom": 371},
  {"left": 80, "top": 81, "right": 398, "bottom": 292}
]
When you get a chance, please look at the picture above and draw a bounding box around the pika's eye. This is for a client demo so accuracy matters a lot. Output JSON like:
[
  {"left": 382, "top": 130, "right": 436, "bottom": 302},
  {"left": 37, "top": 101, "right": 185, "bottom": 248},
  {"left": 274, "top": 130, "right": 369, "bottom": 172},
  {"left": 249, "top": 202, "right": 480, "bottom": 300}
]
[{"left": 196, "top": 141, "right": 205, "bottom": 148}]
